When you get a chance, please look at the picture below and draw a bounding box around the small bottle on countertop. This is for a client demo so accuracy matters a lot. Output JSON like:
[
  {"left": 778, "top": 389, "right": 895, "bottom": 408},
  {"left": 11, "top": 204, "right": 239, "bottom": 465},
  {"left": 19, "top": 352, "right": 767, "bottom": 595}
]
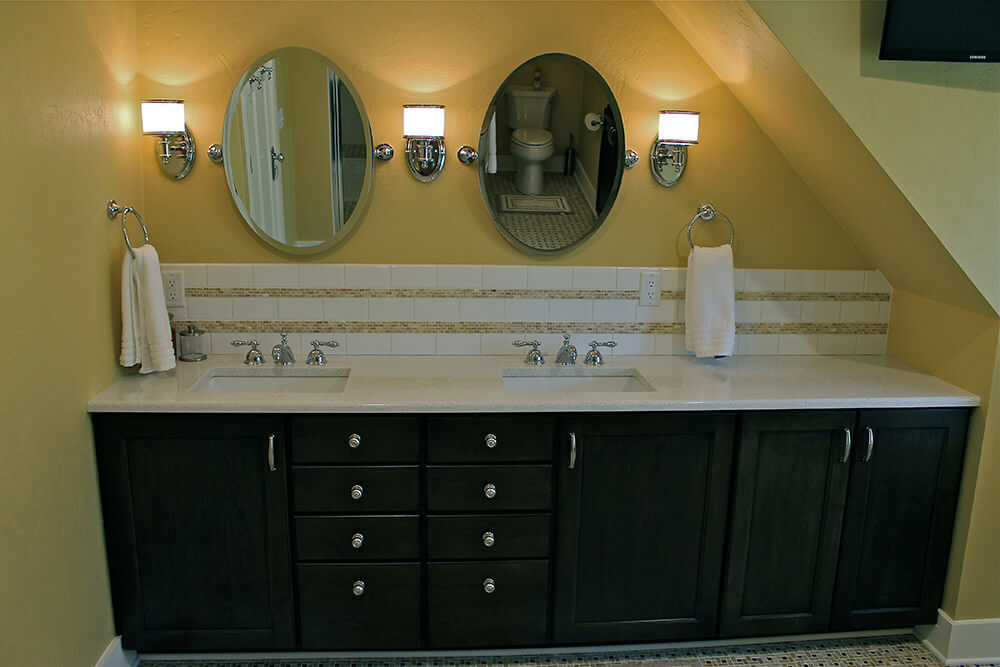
[{"left": 533, "top": 68, "right": 542, "bottom": 90}]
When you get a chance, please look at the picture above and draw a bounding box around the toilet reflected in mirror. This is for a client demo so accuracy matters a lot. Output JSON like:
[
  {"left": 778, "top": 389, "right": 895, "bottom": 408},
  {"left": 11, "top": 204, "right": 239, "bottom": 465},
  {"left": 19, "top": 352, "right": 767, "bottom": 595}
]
[{"left": 478, "top": 54, "right": 625, "bottom": 255}]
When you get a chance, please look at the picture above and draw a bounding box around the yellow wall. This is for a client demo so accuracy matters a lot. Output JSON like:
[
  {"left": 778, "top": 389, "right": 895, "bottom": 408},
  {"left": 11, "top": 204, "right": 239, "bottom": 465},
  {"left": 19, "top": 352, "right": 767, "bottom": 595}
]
[
  {"left": 0, "top": 1, "right": 141, "bottom": 664},
  {"left": 136, "top": 0, "right": 869, "bottom": 268}
]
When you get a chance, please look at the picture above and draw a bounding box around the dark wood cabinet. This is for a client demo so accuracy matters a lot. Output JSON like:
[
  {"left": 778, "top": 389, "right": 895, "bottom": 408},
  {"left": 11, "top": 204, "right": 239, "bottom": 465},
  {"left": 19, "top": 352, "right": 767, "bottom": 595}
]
[
  {"left": 93, "top": 414, "right": 294, "bottom": 651},
  {"left": 831, "top": 409, "right": 968, "bottom": 629},
  {"left": 553, "top": 413, "right": 735, "bottom": 643}
]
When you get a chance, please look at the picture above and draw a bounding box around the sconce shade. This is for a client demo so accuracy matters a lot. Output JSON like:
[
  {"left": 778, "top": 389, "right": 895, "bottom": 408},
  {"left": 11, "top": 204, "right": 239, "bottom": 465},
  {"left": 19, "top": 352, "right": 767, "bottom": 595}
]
[
  {"left": 403, "top": 105, "right": 445, "bottom": 138},
  {"left": 658, "top": 110, "right": 699, "bottom": 144},
  {"left": 141, "top": 100, "right": 185, "bottom": 135}
]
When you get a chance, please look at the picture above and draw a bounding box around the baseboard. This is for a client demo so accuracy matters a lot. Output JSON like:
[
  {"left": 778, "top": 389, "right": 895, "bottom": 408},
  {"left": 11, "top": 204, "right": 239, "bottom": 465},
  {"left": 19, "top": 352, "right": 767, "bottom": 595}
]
[
  {"left": 916, "top": 609, "right": 1000, "bottom": 665},
  {"left": 95, "top": 636, "right": 138, "bottom": 667},
  {"left": 141, "top": 628, "right": 911, "bottom": 662},
  {"left": 573, "top": 157, "right": 597, "bottom": 212}
]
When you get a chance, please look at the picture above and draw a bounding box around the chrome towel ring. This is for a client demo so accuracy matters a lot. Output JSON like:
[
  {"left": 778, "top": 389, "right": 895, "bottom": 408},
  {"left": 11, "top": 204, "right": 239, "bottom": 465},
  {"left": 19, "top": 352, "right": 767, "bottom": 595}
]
[
  {"left": 687, "top": 202, "right": 735, "bottom": 249},
  {"left": 107, "top": 200, "right": 150, "bottom": 258}
]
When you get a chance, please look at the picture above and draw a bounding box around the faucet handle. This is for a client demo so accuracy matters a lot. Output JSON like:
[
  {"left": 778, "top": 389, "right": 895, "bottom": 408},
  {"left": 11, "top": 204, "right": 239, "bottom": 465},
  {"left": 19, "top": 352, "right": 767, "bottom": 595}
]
[
  {"left": 231, "top": 338, "right": 265, "bottom": 366},
  {"left": 513, "top": 339, "right": 544, "bottom": 366},
  {"left": 306, "top": 340, "right": 340, "bottom": 366},
  {"left": 584, "top": 340, "right": 617, "bottom": 366},
  {"left": 589, "top": 340, "right": 617, "bottom": 350}
]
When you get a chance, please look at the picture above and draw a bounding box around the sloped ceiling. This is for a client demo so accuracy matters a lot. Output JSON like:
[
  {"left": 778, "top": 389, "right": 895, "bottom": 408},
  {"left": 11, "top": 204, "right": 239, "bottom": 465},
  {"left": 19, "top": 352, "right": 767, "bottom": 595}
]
[{"left": 656, "top": 0, "right": 996, "bottom": 317}]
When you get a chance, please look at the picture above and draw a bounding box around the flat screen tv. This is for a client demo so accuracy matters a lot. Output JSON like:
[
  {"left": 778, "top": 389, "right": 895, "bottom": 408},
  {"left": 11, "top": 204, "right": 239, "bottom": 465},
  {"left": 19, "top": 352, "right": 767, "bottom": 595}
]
[{"left": 880, "top": 0, "right": 1000, "bottom": 62}]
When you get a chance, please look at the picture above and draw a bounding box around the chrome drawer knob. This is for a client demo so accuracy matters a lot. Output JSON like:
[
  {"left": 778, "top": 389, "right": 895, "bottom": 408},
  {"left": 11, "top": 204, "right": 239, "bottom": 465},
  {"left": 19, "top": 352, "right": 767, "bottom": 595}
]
[
  {"left": 485, "top": 433, "right": 498, "bottom": 449},
  {"left": 483, "top": 577, "right": 496, "bottom": 594},
  {"left": 351, "top": 533, "right": 364, "bottom": 549},
  {"left": 351, "top": 484, "right": 364, "bottom": 500},
  {"left": 484, "top": 483, "right": 496, "bottom": 499},
  {"left": 482, "top": 531, "right": 495, "bottom": 547},
  {"left": 352, "top": 580, "right": 365, "bottom": 596},
  {"left": 348, "top": 433, "right": 361, "bottom": 449}
]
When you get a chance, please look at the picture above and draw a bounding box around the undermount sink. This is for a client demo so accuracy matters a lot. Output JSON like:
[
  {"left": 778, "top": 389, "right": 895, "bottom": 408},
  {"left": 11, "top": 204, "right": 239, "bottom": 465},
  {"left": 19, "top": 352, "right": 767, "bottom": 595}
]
[
  {"left": 501, "top": 367, "right": 655, "bottom": 393},
  {"left": 190, "top": 367, "right": 350, "bottom": 394}
]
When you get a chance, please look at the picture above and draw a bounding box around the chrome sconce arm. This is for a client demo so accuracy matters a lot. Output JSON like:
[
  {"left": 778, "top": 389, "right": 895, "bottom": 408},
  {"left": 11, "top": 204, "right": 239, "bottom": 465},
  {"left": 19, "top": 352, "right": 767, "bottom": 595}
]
[
  {"left": 141, "top": 100, "right": 196, "bottom": 180},
  {"left": 650, "top": 110, "right": 699, "bottom": 188}
]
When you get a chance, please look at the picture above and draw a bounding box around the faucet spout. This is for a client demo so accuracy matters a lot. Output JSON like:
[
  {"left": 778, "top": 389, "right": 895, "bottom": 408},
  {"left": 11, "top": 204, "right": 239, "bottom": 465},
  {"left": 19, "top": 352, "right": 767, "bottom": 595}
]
[
  {"left": 555, "top": 333, "right": 577, "bottom": 366},
  {"left": 272, "top": 333, "right": 296, "bottom": 366}
]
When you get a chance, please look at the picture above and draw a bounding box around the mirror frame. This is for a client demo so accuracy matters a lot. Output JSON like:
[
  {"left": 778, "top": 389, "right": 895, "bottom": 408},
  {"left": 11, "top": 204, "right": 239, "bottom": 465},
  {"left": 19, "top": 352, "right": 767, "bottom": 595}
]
[
  {"left": 223, "top": 47, "right": 374, "bottom": 256},
  {"left": 477, "top": 53, "right": 626, "bottom": 256}
]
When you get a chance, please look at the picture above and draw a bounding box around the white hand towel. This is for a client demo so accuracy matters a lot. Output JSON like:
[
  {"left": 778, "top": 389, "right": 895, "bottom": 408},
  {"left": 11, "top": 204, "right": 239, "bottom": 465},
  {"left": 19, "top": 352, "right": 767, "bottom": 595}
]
[
  {"left": 120, "top": 245, "right": 176, "bottom": 373},
  {"left": 684, "top": 244, "right": 736, "bottom": 358}
]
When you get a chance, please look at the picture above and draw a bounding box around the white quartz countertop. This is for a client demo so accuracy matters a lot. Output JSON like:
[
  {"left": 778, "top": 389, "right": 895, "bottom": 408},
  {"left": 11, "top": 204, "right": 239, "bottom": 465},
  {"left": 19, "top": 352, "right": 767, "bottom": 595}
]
[{"left": 87, "top": 354, "right": 979, "bottom": 413}]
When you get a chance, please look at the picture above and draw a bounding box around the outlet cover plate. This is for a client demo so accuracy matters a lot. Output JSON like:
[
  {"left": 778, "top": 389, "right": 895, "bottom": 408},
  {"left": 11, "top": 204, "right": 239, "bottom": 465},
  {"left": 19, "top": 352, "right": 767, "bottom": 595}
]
[
  {"left": 639, "top": 270, "right": 661, "bottom": 307},
  {"left": 162, "top": 271, "right": 185, "bottom": 307}
]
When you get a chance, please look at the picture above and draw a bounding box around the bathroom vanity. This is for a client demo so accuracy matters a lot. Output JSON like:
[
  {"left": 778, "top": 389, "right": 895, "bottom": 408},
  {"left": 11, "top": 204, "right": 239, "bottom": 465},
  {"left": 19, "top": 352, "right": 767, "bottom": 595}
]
[{"left": 88, "top": 355, "right": 976, "bottom": 653}]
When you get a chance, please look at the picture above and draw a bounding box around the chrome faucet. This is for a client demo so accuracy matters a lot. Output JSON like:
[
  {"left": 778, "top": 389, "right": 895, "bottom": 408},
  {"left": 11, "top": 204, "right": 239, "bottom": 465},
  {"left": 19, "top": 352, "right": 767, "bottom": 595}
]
[
  {"left": 272, "top": 333, "right": 296, "bottom": 366},
  {"left": 513, "top": 339, "right": 545, "bottom": 365},
  {"left": 555, "top": 333, "right": 577, "bottom": 366},
  {"left": 231, "top": 338, "right": 264, "bottom": 366},
  {"left": 584, "top": 340, "right": 617, "bottom": 366},
  {"left": 305, "top": 340, "right": 339, "bottom": 366}
]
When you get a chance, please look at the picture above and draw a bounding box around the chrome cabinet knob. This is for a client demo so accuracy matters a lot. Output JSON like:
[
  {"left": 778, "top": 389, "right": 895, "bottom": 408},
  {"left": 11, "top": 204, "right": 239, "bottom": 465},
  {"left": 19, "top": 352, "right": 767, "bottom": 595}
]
[
  {"left": 351, "top": 484, "right": 364, "bottom": 500},
  {"left": 483, "top": 578, "right": 496, "bottom": 594},
  {"left": 482, "top": 531, "right": 495, "bottom": 547},
  {"left": 352, "top": 580, "right": 365, "bottom": 596},
  {"left": 348, "top": 433, "right": 361, "bottom": 449},
  {"left": 351, "top": 533, "right": 364, "bottom": 549},
  {"left": 484, "top": 483, "right": 496, "bottom": 499},
  {"left": 485, "top": 433, "right": 498, "bottom": 449}
]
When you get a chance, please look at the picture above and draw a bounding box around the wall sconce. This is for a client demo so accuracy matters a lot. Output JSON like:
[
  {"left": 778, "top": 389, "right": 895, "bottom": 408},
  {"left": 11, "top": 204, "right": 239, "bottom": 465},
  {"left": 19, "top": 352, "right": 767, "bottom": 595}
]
[
  {"left": 403, "top": 105, "right": 445, "bottom": 182},
  {"left": 650, "top": 110, "right": 699, "bottom": 187},
  {"left": 141, "top": 100, "right": 195, "bottom": 179}
]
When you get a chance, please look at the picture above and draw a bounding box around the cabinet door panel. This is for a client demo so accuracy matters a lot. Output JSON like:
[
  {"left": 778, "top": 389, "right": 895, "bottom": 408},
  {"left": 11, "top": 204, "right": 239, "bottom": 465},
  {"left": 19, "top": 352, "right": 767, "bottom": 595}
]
[
  {"left": 832, "top": 409, "right": 968, "bottom": 629},
  {"left": 94, "top": 414, "right": 294, "bottom": 651},
  {"left": 554, "top": 413, "right": 734, "bottom": 642},
  {"left": 719, "top": 411, "right": 854, "bottom": 637}
]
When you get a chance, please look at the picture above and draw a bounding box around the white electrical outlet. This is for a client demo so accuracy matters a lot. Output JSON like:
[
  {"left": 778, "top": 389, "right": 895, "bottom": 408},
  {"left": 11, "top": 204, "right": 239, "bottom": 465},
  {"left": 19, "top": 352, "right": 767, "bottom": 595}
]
[
  {"left": 162, "top": 271, "right": 185, "bottom": 307},
  {"left": 638, "top": 270, "right": 661, "bottom": 307}
]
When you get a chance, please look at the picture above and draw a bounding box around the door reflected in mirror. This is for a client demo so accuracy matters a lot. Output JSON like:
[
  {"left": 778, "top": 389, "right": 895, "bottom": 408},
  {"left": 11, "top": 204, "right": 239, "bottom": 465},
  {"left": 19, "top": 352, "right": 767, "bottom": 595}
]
[
  {"left": 478, "top": 54, "right": 625, "bottom": 254},
  {"left": 223, "top": 47, "right": 373, "bottom": 255}
]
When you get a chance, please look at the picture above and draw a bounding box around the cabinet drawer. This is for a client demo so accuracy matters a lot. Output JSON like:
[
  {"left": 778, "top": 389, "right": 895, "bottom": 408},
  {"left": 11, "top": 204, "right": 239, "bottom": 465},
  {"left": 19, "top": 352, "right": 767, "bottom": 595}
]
[
  {"left": 298, "top": 563, "right": 420, "bottom": 649},
  {"left": 427, "top": 465, "right": 551, "bottom": 512},
  {"left": 291, "top": 416, "right": 420, "bottom": 464},
  {"left": 428, "top": 416, "right": 554, "bottom": 463},
  {"left": 428, "top": 514, "right": 550, "bottom": 560},
  {"left": 295, "top": 516, "right": 420, "bottom": 561},
  {"left": 427, "top": 560, "right": 549, "bottom": 647},
  {"left": 293, "top": 466, "right": 419, "bottom": 513}
]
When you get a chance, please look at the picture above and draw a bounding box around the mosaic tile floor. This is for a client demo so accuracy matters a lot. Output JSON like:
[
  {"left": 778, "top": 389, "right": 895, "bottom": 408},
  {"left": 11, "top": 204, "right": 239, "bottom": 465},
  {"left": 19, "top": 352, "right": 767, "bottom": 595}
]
[
  {"left": 483, "top": 171, "right": 597, "bottom": 250},
  {"left": 138, "top": 633, "right": 988, "bottom": 666}
]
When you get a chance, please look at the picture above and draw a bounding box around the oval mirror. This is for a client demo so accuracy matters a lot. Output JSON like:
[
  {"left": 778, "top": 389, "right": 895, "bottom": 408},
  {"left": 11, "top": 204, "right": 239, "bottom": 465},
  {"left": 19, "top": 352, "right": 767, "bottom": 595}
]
[
  {"left": 477, "top": 54, "right": 625, "bottom": 254},
  {"left": 223, "top": 47, "right": 373, "bottom": 254}
]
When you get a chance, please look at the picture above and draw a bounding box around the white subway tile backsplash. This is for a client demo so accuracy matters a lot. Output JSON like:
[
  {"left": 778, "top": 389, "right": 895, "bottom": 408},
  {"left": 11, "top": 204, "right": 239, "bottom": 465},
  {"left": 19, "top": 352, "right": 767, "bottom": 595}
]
[
  {"left": 391, "top": 333, "right": 436, "bottom": 355},
  {"left": 504, "top": 298, "right": 548, "bottom": 322},
  {"left": 655, "top": 334, "right": 687, "bottom": 355},
  {"left": 825, "top": 270, "right": 866, "bottom": 292},
  {"left": 437, "top": 265, "right": 483, "bottom": 288},
  {"left": 636, "top": 301, "right": 679, "bottom": 323},
  {"left": 345, "top": 264, "right": 391, "bottom": 288},
  {"left": 391, "top": 265, "right": 436, "bottom": 288},
  {"left": 459, "top": 298, "right": 504, "bottom": 321},
  {"left": 277, "top": 297, "right": 322, "bottom": 320},
  {"left": 801, "top": 301, "right": 841, "bottom": 323},
  {"left": 784, "top": 270, "right": 826, "bottom": 293},
  {"left": 233, "top": 297, "right": 278, "bottom": 320},
  {"left": 415, "top": 298, "right": 461, "bottom": 321},
  {"left": 734, "top": 301, "right": 762, "bottom": 323},
  {"left": 436, "top": 334, "right": 481, "bottom": 355},
  {"left": 210, "top": 333, "right": 237, "bottom": 355},
  {"left": 323, "top": 297, "right": 368, "bottom": 321},
  {"left": 613, "top": 334, "right": 656, "bottom": 355},
  {"left": 840, "top": 301, "right": 880, "bottom": 322},
  {"left": 740, "top": 334, "right": 779, "bottom": 355},
  {"left": 732, "top": 269, "right": 747, "bottom": 292},
  {"left": 761, "top": 300, "right": 802, "bottom": 323},
  {"left": 369, "top": 298, "right": 414, "bottom": 321},
  {"left": 346, "top": 333, "right": 392, "bottom": 355},
  {"left": 593, "top": 299, "right": 636, "bottom": 322},
  {"left": 744, "top": 270, "right": 785, "bottom": 292},
  {"left": 778, "top": 334, "right": 819, "bottom": 355},
  {"left": 548, "top": 299, "right": 593, "bottom": 322},
  {"left": 818, "top": 334, "right": 856, "bottom": 355},
  {"left": 616, "top": 267, "right": 642, "bottom": 290},
  {"left": 660, "top": 268, "right": 686, "bottom": 291},
  {"left": 299, "top": 264, "right": 345, "bottom": 288},
  {"left": 482, "top": 265, "right": 527, "bottom": 289},
  {"left": 528, "top": 266, "right": 572, "bottom": 289},
  {"left": 856, "top": 334, "right": 887, "bottom": 355},
  {"left": 481, "top": 334, "right": 517, "bottom": 355},
  {"left": 188, "top": 296, "right": 232, "bottom": 319},
  {"left": 253, "top": 264, "right": 299, "bottom": 287},
  {"left": 163, "top": 263, "right": 206, "bottom": 287},
  {"left": 572, "top": 267, "right": 616, "bottom": 289},
  {"left": 206, "top": 264, "right": 252, "bottom": 287},
  {"left": 878, "top": 302, "right": 891, "bottom": 323}
]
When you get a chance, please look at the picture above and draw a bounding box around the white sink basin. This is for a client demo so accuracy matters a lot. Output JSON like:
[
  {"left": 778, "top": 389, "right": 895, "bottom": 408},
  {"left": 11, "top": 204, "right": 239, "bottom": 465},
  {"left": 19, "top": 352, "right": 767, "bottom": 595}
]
[
  {"left": 501, "top": 368, "right": 655, "bottom": 393},
  {"left": 190, "top": 368, "right": 350, "bottom": 394}
]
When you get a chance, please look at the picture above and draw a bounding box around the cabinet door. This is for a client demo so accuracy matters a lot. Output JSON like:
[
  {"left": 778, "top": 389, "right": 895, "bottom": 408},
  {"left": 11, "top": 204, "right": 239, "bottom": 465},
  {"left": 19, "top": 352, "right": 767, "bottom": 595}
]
[
  {"left": 94, "top": 414, "right": 294, "bottom": 651},
  {"left": 719, "top": 411, "right": 854, "bottom": 637},
  {"left": 832, "top": 409, "right": 968, "bottom": 629},
  {"left": 553, "top": 412, "right": 735, "bottom": 642}
]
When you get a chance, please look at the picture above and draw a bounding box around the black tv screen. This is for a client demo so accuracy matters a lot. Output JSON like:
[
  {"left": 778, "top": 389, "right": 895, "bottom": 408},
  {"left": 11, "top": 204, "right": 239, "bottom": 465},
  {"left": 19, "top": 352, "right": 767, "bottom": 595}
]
[{"left": 880, "top": 0, "right": 1000, "bottom": 62}]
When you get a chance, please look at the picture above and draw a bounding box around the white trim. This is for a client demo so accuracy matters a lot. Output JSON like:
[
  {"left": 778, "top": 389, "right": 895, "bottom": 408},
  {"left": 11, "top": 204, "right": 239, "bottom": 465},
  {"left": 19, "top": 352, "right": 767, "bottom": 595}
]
[
  {"left": 573, "top": 156, "right": 597, "bottom": 212},
  {"left": 916, "top": 609, "right": 1000, "bottom": 665},
  {"left": 142, "top": 628, "right": 911, "bottom": 661},
  {"left": 94, "top": 636, "right": 138, "bottom": 667}
]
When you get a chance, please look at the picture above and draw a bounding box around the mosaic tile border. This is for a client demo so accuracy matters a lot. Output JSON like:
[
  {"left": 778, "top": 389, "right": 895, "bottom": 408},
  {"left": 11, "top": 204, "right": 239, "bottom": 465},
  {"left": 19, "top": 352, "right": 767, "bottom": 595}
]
[
  {"left": 138, "top": 633, "right": 956, "bottom": 667},
  {"left": 185, "top": 287, "right": 890, "bottom": 302},
  {"left": 174, "top": 320, "right": 889, "bottom": 336}
]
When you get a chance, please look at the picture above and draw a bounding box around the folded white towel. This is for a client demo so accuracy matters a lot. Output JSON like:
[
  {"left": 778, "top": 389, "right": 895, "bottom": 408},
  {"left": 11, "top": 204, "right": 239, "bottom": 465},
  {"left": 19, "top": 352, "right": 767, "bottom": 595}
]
[
  {"left": 120, "top": 245, "right": 176, "bottom": 374},
  {"left": 684, "top": 244, "right": 736, "bottom": 358}
]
